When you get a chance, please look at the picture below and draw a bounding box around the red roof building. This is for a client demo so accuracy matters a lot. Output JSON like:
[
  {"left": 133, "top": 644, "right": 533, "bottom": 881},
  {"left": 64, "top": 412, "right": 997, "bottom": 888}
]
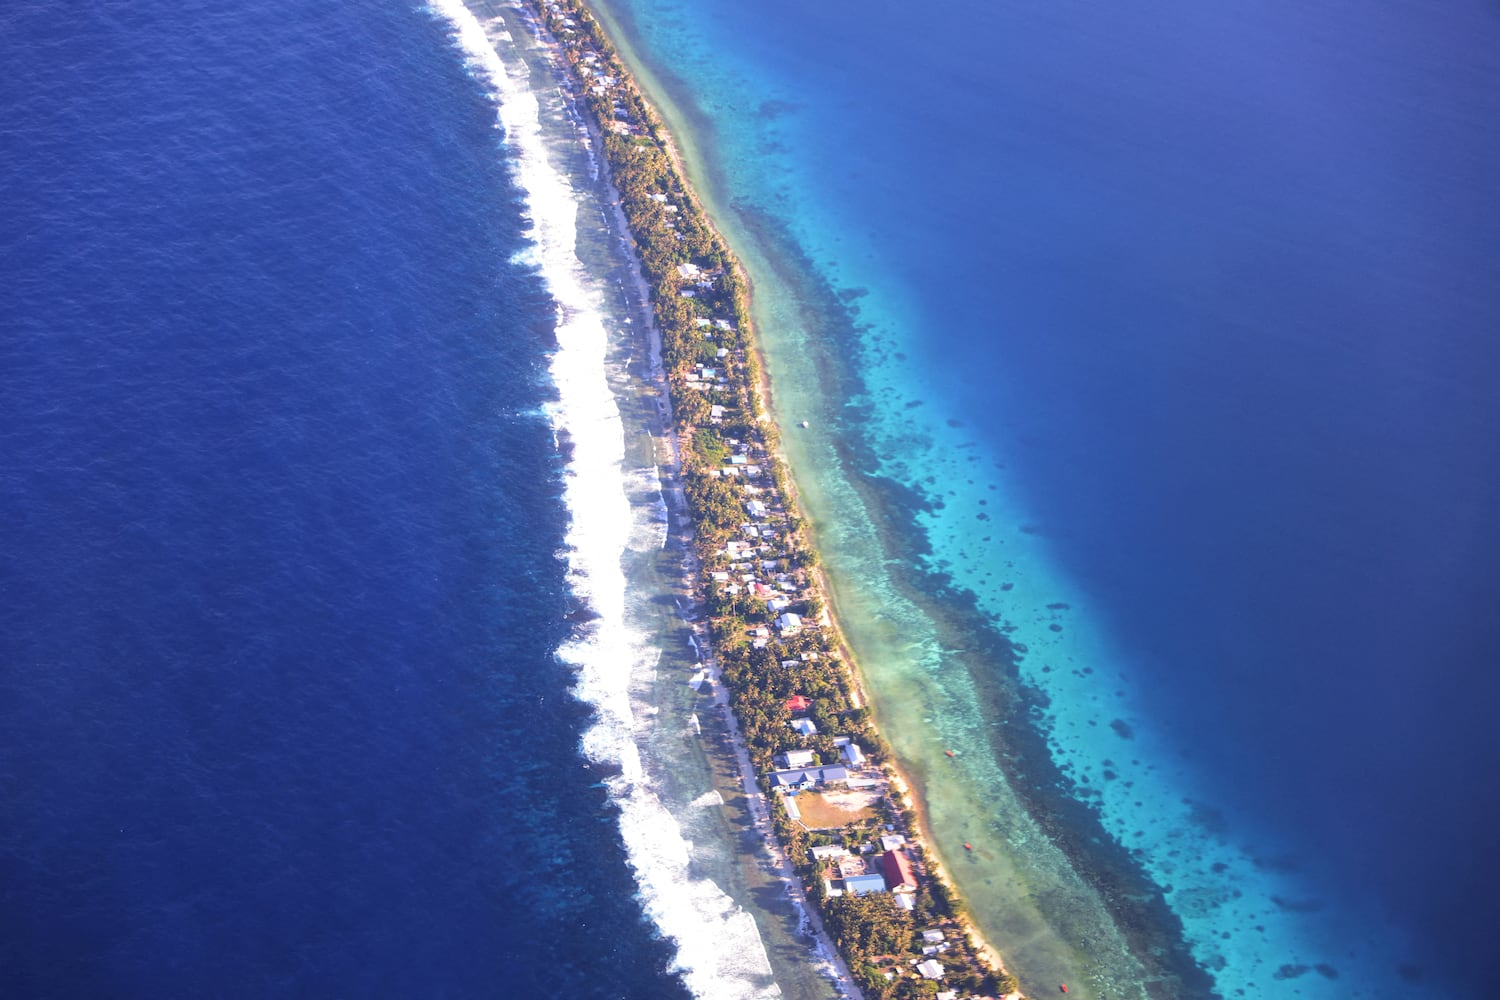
[
  {"left": 784, "top": 695, "right": 811, "bottom": 712},
  {"left": 881, "top": 849, "right": 917, "bottom": 892}
]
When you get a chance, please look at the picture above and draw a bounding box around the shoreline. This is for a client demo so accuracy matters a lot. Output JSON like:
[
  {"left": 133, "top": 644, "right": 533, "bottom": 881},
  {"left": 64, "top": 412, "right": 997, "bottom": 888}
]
[
  {"left": 497, "top": 2, "right": 861, "bottom": 994},
  {"left": 554, "top": 13, "right": 1218, "bottom": 991},
  {"left": 517, "top": 1, "right": 1027, "bottom": 997},
  {"left": 542, "top": 52, "right": 1016, "bottom": 976},
  {"left": 597, "top": 89, "right": 866, "bottom": 1000}
]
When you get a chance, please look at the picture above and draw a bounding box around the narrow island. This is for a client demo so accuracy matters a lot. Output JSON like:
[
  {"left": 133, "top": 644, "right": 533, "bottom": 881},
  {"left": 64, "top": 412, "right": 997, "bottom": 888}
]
[{"left": 517, "top": 2, "right": 1031, "bottom": 998}]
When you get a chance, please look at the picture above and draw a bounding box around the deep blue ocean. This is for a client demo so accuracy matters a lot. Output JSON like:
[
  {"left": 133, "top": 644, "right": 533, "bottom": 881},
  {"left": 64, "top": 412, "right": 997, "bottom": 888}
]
[
  {"left": 6, "top": 0, "right": 1499, "bottom": 996},
  {"left": 1, "top": 1, "right": 688, "bottom": 997}
]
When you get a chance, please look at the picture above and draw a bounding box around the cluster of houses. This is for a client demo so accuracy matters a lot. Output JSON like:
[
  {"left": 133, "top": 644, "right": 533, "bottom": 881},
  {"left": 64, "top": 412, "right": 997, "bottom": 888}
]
[
  {"left": 705, "top": 479, "right": 824, "bottom": 647},
  {"left": 809, "top": 831, "right": 921, "bottom": 900},
  {"left": 549, "top": 0, "right": 813, "bottom": 659}
]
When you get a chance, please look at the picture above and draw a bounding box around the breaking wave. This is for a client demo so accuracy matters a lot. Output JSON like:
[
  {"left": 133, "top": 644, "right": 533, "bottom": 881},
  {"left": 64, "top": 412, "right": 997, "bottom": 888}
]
[{"left": 428, "top": 3, "right": 779, "bottom": 996}]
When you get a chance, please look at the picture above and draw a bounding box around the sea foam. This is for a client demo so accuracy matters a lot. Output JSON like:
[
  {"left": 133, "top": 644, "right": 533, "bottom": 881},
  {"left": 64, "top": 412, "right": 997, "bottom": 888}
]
[{"left": 428, "top": 3, "right": 779, "bottom": 996}]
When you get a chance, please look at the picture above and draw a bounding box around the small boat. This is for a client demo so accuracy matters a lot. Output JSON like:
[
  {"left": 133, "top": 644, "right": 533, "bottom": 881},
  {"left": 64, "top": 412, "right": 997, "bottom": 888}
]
[
  {"left": 944, "top": 749, "right": 956, "bottom": 758},
  {"left": 1059, "top": 985, "right": 1068, "bottom": 994},
  {"left": 963, "top": 843, "right": 972, "bottom": 851}
]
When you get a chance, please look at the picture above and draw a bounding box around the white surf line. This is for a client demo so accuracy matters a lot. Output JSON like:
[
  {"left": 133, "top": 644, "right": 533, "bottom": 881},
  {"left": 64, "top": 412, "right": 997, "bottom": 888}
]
[{"left": 427, "top": 3, "right": 780, "bottom": 997}]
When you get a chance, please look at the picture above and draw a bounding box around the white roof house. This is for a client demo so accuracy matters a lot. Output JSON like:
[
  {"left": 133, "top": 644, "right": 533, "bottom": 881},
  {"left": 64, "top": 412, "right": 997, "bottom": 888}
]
[
  {"left": 790, "top": 717, "right": 818, "bottom": 737},
  {"left": 777, "top": 749, "right": 817, "bottom": 769},
  {"left": 776, "top": 612, "right": 803, "bottom": 635},
  {"left": 842, "top": 743, "right": 867, "bottom": 766},
  {"left": 916, "top": 959, "right": 944, "bottom": 979},
  {"left": 766, "top": 765, "right": 848, "bottom": 789},
  {"left": 921, "top": 929, "right": 946, "bottom": 944}
]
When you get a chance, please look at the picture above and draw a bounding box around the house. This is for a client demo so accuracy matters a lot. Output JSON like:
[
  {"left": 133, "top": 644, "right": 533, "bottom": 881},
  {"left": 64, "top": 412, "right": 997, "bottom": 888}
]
[
  {"left": 894, "top": 892, "right": 916, "bottom": 911},
  {"left": 841, "top": 742, "right": 867, "bottom": 766},
  {"left": 790, "top": 717, "right": 818, "bottom": 737},
  {"left": 916, "top": 959, "right": 944, "bottom": 980},
  {"left": 777, "top": 749, "right": 817, "bottom": 769},
  {"left": 880, "top": 833, "right": 907, "bottom": 852},
  {"left": 809, "top": 844, "right": 849, "bottom": 861},
  {"left": 881, "top": 849, "right": 917, "bottom": 893},
  {"left": 921, "top": 929, "right": 945, "bottom": 944},
  {"left": 843, "top": 873, "right": 887, "bottom": 896},
  {"left": 746, "top": 499, "right": 768, "bottom": 519},
  {"left": 776, "top": 612, "right": 803, "bottom": 635},
  {"left": 677, "top": 262, "right": 701, "bottom": 279},
  {"left": 765, "top": 765, "right": 848, "bottom": 790},
  {"left": 784, "top": 694, "right": 811, "bottom": 712}
]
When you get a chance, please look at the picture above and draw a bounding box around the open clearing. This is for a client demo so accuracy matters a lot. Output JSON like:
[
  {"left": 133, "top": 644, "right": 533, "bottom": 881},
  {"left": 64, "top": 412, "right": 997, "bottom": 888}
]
[{"left": 793, "top": 787, "right": 882, "bottom": 830}]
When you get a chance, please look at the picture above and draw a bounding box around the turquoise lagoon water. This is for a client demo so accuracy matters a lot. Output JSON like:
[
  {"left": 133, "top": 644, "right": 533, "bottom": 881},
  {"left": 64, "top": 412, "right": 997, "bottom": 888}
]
[{"left": 590, "top": 0, "right": 1500, "bottom": 997}]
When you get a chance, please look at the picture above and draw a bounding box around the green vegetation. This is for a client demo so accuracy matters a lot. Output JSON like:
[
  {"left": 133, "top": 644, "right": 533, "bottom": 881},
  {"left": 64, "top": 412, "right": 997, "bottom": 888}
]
[{"left": 529, "top": 1, "right": 1019, "bottom": 995}]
